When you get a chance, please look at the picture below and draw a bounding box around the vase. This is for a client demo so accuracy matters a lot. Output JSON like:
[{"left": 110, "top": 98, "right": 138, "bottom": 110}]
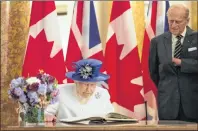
[
  {"left": 19, "top": 103, "right": 44, "bottom": 124},
  {"left": 25, "top": 106, "right": 44, "bottom": 123}
]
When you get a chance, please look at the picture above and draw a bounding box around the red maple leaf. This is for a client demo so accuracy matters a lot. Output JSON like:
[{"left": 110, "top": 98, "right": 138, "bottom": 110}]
[
  {"left": 23, "top": 30, "right": 66, "bottom": 83},
  {"left": 105, "top": 34, "right": 144, "bottom": 112}
]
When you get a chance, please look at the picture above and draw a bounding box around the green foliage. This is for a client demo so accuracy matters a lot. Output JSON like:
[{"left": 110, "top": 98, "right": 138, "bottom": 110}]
[
  {"left": 24, "top": 107, "right": 44, "bottom": 123},
  {"left": 46, "top": 92, "right": 51, "bottom": 102}
]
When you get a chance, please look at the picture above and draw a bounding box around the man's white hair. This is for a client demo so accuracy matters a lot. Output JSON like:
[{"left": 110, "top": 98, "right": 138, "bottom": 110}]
[{"left": 167, "top": 4, "right": 189, "bottom": 19}]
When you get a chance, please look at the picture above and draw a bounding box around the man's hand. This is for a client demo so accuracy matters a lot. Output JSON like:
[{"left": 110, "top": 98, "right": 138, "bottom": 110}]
[{"left": 172, "top": 58, "right": 181, "bottom": 66}]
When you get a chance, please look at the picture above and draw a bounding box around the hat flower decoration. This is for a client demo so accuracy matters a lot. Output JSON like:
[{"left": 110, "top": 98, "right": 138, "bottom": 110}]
[
  {"left": 78, "top": 63, "right": 93, "bottom": 79},
  {"left": 66, "top": 59, "right": 110, "bottom": 82}
]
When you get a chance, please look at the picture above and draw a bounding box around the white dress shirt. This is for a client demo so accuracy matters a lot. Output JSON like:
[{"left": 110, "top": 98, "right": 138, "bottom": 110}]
[
  {"left": 171, "top": 27, "right": 187, "bottom": 58},
  {"left": 45, "top": 83, "right": 114, "bottom": 121}
]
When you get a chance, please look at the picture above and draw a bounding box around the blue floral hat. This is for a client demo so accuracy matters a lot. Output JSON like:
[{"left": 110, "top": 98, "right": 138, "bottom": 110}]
[{"left": 66, "top": 59, "right": 110, "bottom": 82}]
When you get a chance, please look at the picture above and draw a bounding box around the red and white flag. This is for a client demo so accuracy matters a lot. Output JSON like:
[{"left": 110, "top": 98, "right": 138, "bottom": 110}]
[
  {"left": 142, "top": 1, "right": 170, "bottom": 120},
  {"left": 105, "top": 1, "right": 145, "bottom": 120},
  {"left": 66, "top": 1, "right": 105, "bottom": 83},
  {"left": 22, "top": 1, "right": 66, "bottom": 83}
]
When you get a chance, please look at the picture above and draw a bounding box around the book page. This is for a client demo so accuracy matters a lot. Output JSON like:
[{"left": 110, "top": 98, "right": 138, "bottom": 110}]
[
  {"left": 59, "top": 115, "right": 105, "bottom": 123},
  {"left": 59, "top": 113, "right": 138, "bottom": 123},
  {"left": 105, "top": 112, "right": 138, "bottom": 122}
]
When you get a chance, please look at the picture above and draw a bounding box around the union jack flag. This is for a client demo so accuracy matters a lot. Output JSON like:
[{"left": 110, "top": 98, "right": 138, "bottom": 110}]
[{"left": 65, "top": 1, "right": 105, "bottom": 83}]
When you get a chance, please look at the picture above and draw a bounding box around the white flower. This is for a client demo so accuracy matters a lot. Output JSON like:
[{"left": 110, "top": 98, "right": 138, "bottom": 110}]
[
  {"left": 85, "top": 65, "right": 92, "bottom": 72},
  {"left": 26, "top": 77, "right": 41, "bottom": 85}
]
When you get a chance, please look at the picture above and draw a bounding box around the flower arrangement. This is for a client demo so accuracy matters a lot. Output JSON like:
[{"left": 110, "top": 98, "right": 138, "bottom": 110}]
[{"left": 8, "top": 70, "right": 59, "bottom": 123}]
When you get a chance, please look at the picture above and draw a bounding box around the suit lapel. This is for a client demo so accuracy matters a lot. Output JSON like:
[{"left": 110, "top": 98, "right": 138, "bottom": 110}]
[
  {"left": 182, "top": 26, "right": 193, "bottom": 53},
  {"left": 164, "top": 32, "right": 172, "bottom": 62},
  {"left": 163, "top": 26, "right": 193, "bottom": 60},
  {"left": 163, "top": 32, "right": 178, "bottom": 73}
]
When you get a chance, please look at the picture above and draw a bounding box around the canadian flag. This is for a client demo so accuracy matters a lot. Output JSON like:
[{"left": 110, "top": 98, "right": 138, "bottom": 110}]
[
  {"left": 142, "top": 1, "right": 169, "bottom": 120},
  {"left": 22, "top": 1, "right": 66, "bottom": 83},
  {"left": 105, "top": 1, "right": 145, "bottom": 120}
]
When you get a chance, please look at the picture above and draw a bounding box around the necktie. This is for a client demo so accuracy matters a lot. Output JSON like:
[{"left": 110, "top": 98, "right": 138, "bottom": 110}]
[{"left": 174, "top": 35, "right": 183, "bottom": 58}]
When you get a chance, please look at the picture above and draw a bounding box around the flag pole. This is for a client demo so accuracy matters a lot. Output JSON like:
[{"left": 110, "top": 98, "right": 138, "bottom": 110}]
[{"left": 145, "top": 100, "right": 148, "bottom": 125}]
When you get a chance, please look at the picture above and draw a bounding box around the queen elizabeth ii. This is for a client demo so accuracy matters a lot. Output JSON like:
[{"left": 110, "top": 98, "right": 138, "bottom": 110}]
[{"left": 45, "top": 59, "right": 114, "bottom": 121}]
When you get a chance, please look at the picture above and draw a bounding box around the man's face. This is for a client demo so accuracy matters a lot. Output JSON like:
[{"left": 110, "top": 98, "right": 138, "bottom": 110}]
[
  {"left": 167, "top": 8, "right": 189, "bottom": 35},
  {"left": 75, "top": 81, "right": 97, "bottom": 98}
]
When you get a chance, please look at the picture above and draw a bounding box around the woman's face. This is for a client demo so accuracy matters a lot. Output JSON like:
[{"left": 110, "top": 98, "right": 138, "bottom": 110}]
[{"left": 75, "top": 81, "right": 97, "bottom": 98}]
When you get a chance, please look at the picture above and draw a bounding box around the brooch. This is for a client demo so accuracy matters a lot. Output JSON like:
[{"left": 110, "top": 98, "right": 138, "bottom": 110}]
[{"left": 95, "top": 92, "right": 101, "bottom": 99}]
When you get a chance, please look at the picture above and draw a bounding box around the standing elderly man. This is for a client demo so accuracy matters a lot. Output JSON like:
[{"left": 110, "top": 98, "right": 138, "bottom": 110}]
[{"left": 149, "top": 4, "right": 198, "bottom": 122}]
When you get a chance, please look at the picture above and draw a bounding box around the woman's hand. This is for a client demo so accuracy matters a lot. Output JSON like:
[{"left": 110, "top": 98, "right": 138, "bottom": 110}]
[{"left": 44, "top": 114, "right": 56, "bottom": 122}]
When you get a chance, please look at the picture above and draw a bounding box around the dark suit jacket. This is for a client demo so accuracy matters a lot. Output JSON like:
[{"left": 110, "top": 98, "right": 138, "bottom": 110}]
[{"left": 149, "top": 26, "right": 198, "bottom": 120}]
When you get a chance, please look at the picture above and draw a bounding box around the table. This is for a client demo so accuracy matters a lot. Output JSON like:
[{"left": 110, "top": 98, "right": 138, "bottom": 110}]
[{"left": 1, "top": 120, "right": 198, "bottom": 131}]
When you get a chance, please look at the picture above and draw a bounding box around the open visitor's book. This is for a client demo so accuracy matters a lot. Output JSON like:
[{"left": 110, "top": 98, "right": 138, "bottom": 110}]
[{"left": 59, "top": 112, "right": 138, "bottom": 124}]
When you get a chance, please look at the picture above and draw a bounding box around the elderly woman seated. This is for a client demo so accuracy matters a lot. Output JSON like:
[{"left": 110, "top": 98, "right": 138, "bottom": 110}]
[{"left": 45, "top": 59, "right": 114, "bottom": 121}]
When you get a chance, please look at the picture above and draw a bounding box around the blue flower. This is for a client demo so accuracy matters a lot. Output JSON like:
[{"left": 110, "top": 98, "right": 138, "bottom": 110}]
[
  {"left": 14, "top": 87, "right": 23, "bottom": 96},
  {"left": 10, "top": 77, "right": 26, "bottom": 89},
  {"left": 37, "top": 84, "right": 47, "bottom": 95},
  {"left": 27, "top": 92, "right": 39, "bottom": 106},
  {"left": 19, "top": 94, "right": 27, "bottom": 103},
  {"left": 47, "top": 84, "right": 54, "bottom": 93}
]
